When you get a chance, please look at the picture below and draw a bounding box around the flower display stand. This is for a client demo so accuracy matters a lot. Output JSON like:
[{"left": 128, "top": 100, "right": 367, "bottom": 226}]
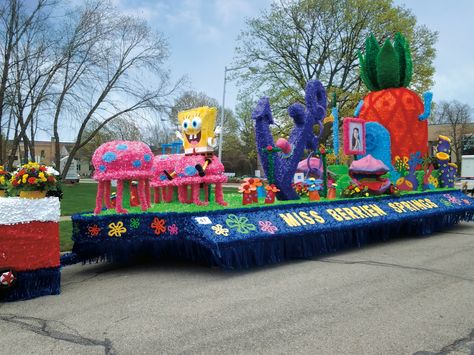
[{"left": 0, "top": 197, "right": 61, "bottom": 301}]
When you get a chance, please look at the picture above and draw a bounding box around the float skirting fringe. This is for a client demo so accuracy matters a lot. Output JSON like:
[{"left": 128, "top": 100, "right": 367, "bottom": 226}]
[{"left": 68, "top": 209, "right": 473, "bottom": 270}]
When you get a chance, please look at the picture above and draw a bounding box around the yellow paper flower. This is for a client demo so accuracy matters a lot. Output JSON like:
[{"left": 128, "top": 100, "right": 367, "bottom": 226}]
[
  {"left": 108, "top": 221, "right": 127, "bottom": 237},
  {"left": 211, "top": 224, "right": 229, "bottom": 236}
]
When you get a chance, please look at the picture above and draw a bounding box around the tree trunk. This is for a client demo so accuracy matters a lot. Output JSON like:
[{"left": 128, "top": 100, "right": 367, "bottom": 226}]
[{"left": 0, "top": 1, "right": 17, "bottom": 167}]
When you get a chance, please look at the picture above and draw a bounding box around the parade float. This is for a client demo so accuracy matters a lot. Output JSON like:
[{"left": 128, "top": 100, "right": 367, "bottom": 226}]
[
  {"left": 1, "top": 33, "right": 474, "bottom": 302},
  {"left": 66, "top": 35, "right": 474, "bottom": 271},
  {"left": 0, "top": 163, "right": 60, "bottom": 301}
]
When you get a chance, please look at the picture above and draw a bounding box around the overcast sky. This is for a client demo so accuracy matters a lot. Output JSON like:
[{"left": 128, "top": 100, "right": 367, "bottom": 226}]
[{"left": 112, "top": 0, "right": 474, "bottom": 114}]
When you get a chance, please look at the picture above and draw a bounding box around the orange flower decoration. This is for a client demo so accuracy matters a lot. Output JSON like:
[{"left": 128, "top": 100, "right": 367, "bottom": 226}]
[
  {"left": 265, "top": 184, "right": 280, "bottom": 193},
  {"left": 243, "top": 178, "right": 262, "bottom": 188},
  {"left": 151, "top": 217, "right": 166, "bottom": 235},
  {"left": 238, "top": 183, "right": 256, "bottom": 194}
]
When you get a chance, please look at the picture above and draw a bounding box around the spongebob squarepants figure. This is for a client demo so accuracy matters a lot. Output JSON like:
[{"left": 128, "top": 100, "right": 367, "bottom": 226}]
[{"left": 177, "top": 106, "right": 221, "bottom": 155}]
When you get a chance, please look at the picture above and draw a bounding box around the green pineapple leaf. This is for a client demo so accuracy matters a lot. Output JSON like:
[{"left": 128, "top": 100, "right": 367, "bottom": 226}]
[
  {"left": 358, "top": 50, "right": 376, "bottom": 91},
  {"left": 394, "top": 33, "right": 406, "bottom": 87},
  {"left": 376, "top": 39, "right": 400, "bottom": 89},
  {"left": 402, "top": 39, "right": 413, "bottom": 87},
  {"left": 364, "top": 34, "right": 380, "bottom": 90},
  {"left": 393, "top": 33, "right": 413, "bottom": 87}
]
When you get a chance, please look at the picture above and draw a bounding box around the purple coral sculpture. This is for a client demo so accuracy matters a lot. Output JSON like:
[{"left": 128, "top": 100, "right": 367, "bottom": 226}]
[{"left": 252, "top": 80, "right": 327, "bottom": 200}]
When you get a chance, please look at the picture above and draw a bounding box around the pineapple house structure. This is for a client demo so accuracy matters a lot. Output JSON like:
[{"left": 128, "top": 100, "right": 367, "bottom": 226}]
[{"left": 357, "top": 33, "right": 432, "bottom": 164}]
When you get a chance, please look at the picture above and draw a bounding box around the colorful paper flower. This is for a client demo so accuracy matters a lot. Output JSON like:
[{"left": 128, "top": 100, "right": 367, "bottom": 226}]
[
  {"left": 130, "top": 218, "right": 140, "bottom": 229},
  {"left": 168, "top": 223, "right": 179, "bottom": 235},
  {"left": 87, "top": 224, "right": 101, "bottom": 237},
  {"left": 440, "top": 199, "right": 452, "bottom": 207},
  {"left": 258, "top": 220, "right": 278, "bottom": 234},
  {"left": 225, "top": 214, "right": 256, "bottom": 234},
  {"left": 151, "top": 217, "right": 166, "bottom": 235},
  {"left": 444, "top": 194, "right": 461, "bottom": 205},
  {"left": 238, "top": 183, "right": 256, "bottom": 194},
  {"left": 243, "top": 177, "right": 263, "bottom": 188},
  {"left": 265, "top": 184, "right": 280, "bottom": 193},
  {"left": 108, "top": 221, "right": 126, "bottom": 237},
  {"left": 211, "top": 224, "right": 229, "bottom": 236}
]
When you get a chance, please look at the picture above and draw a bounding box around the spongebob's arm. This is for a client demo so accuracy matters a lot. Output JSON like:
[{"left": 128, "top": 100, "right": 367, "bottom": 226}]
[
  {"left": 207, "top": 126, "right": 221, "bottom": 148},
  {"left": 176, "top": 130, "right": 184, "bottom": 142},
  {"left": 208, "top": 136, "right": 218, "bottom": 148}
]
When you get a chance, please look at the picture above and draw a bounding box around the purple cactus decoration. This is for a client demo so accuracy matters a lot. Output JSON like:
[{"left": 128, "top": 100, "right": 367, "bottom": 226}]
[
  {"left": 436, "top": 135, "right": 451, "bottom": 154},
  {"left": 435, "top": 135, "right": 456, "bottom": 188},
  {"left": 252, "top": 80, "right": 327, "bottom": 200},
  {"left": 405, "top": 152, "right": 422, "bottom": 190}
]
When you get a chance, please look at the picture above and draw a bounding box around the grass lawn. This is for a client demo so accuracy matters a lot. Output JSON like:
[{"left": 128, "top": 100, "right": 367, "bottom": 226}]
[
  {"left": 61, "top": 182, "right": 238, "bottom": 215},
  {"left": 59, "top": 220, "right": 73, "bottom": 252},
  {"left": 61, "top": 183, "right": 101, "bottom": 215}
]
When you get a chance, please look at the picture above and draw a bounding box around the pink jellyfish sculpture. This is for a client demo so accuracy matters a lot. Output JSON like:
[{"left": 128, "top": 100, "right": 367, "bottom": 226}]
[
  {"left": 173, "top": 155, "right": 228, "bottom": 206},
  {"left": 92, "top": 141, "right": 153, "bottom": 214},
  {"left": 150, "top": 154, "right": 181, "bottom": 203},
  {"left": 152, "top": 154, "right": 228, "bottom": 206}
]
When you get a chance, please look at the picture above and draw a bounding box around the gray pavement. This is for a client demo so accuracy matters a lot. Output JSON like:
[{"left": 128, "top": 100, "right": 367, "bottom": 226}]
[{"left": 1, "top": 223, "right": 473, "bottom": 354}]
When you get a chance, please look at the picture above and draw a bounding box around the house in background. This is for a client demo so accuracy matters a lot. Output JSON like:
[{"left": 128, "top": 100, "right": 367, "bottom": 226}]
[
  {"left": 428, "top": 123, "right": 474, "bottom": 163},
  {"left": 7, "top": 138, "right": 92, "bottom": 177}
]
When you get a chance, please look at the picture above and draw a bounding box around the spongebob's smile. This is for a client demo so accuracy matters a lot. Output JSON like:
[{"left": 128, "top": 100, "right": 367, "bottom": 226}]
[{"left": 185, "top": 131, "right": 201, "bottom": 146}]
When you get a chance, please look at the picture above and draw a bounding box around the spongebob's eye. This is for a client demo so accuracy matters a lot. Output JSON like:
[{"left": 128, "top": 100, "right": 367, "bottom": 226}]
[
  {"left": 182, "top": 118, "right": 191, "bottom": 130},
  {"left": 191, "top": 117, "right": 202, "bottom": 129}
]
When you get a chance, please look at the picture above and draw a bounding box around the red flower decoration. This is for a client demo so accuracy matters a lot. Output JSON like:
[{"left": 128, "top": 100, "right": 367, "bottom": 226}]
[
  {"left": 266, "top": 145, "right": 273, "bottom": 152},
  {"left": 28, "top": 177, "right": 36, "bottom": 184},
  {"left": 87, "top": 224, "right": 101, "bottom": 237},
  {"left": 151, "top": 217, "right": 166, "bottom": 235}
]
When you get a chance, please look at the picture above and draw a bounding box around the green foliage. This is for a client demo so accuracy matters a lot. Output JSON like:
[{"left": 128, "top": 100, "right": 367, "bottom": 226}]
[
  {"left": 360, "top": 33, "right": 413, "bottom": 91},
  {"left": 394, "top": 32, "right": 413, "bottom": 87},
  {"left": 376, "top": 39, "right": 400, "bottom": 89},
  {"left": 364, "top": 34, "right": 381, "bottom": 91},
  {"left": 336, "top": 175, "right": 352, "bottom": 197},
  {"left": 233, "top": 0, "right": 437, "bottom": 142}
]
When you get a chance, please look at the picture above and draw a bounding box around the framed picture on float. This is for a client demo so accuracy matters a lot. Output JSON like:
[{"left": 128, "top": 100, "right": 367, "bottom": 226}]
[{"left": 343, "top": 117, "right": 366, "bottom": 156}]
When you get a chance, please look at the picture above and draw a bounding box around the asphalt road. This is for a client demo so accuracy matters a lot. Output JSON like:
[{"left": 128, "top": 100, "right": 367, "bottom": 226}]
[{"left": 1, "top": 224, "right": 473, "bottom": 355}]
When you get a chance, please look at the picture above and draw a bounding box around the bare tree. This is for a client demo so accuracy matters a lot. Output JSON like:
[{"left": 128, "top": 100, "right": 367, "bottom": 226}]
[
  {"left": 0, "top": 0, "right": 52, "bottom": 163},
  {"left": 0, "top": 0, "right": 183, "bottom": 176},
  {"left": 54, "top": 3, "right": 182, "bottom": 179},
  {"left": 432, "top": 100, "right": 473, "bottom": 169}
]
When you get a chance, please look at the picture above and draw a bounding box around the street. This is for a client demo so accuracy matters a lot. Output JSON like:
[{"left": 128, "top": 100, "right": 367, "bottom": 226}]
[{"left": 1, "top": 223, "right": 473, "bottom": 354}]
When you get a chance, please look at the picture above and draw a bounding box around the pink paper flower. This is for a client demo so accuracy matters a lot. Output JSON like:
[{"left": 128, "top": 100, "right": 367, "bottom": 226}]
[
  {"left": 258, "top": 220, "right": 278, "bottom": 234},
  {"left": 168, "top": 223, "right": 179, "bottom": 235}
]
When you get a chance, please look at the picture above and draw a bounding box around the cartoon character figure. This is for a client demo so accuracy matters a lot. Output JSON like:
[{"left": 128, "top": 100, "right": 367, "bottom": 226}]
[{"left": 176, "top": 106, "right": 221, "bottom": 155}]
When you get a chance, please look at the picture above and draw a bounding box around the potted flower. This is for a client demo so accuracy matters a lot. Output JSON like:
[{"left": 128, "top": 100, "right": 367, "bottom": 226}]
[
  {"left": 0, "top": 165, "right": 11, "bottom": 197},
  {"left": 9, "top": 162, "right": 57, "bottom": 199},
  {"left": 239, "top": 183, "right": 256, "bottom": 205},
  {"left": 264, "top": 184, "right": 280, "bottom": 204},
  {"left": 305, "top": 178, "right": 323, "bottom": 201}
]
